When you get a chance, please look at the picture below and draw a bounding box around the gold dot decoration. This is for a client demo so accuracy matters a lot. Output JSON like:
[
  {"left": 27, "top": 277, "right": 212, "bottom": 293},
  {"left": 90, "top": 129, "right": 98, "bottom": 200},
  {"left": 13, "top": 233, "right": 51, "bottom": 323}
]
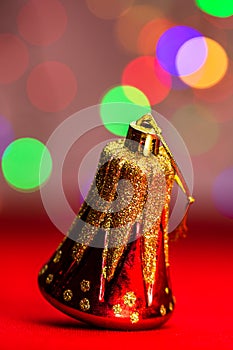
[
  {"left": 53, "top": 250, "right": 62, "bottom": 263},
  {"left": 160, "top": 304, "right": 167, "bottom": 316},
  {"left": 80, "top": 279, "right": 90, "bottom": 292},
  {"left": 130, "top": 311, "right": 139, "bottom": 324},
  {"left": 63, "top": 289, "right": 73, "bottom": 302},
  {"left": 79, "top": 298, "right": 90, "bottom": 312},
  {"left": 39, "top": 264, "right": 48, "bottom": 276},
  {"left": 112, "top": 304, "right": 122, "bottom": 317},
  {"left": 169, "top": 302, "right": 173, "bottom": 311},
  {"left": 123, "top": 291, "right": 137, "bottom": 307},
  {"left": 46, "top": 274, "right": 54, "bottom": 284},
  {"left": 165, "top": 287, "right": 169, "bottom": 294}
]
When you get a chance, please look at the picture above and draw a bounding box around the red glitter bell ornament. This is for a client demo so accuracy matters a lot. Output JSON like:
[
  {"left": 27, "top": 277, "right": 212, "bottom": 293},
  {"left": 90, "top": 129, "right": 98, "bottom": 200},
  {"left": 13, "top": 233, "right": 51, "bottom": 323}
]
[{"left": 38, "top": 114, "right": 194, "bottom": 330}]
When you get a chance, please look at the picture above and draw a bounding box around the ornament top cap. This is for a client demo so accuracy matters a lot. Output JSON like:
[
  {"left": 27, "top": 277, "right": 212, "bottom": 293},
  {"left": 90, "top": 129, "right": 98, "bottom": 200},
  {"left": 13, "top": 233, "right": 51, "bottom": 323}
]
[
  {"left": 130, "top": 114, "right": 162, "bottom": 136},
  {"left": 125, "top": 114, "right": 161, "bottom": 156}
]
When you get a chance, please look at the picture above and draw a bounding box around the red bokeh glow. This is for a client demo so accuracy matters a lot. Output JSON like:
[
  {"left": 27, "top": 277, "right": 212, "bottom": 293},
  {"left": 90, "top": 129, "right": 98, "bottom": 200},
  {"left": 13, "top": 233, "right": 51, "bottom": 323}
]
[
  {"left": 122, "top": 56, "right": 172, "bottom": 105},
  {"left": 0, "top": 34, "right": 29, "bottom": 84}
]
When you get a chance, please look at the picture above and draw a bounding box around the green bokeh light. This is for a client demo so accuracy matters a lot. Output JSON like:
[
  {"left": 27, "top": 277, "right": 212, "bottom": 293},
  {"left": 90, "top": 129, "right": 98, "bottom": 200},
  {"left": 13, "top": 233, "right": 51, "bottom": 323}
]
[
  {"left": 195, "top": 0, "right": 233, "bottom": 18},
  {"left": 100, "top": 85, "right": 151, "bottom": 136},
  {"left": 2, "top": 138, "right": 52, "bottom": 191}
]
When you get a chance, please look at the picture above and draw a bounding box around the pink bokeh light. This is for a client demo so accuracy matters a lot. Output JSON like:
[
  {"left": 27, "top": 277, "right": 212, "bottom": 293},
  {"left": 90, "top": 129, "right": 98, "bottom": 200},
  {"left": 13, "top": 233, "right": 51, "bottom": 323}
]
[
  {"left": 0, "top": 34, "right": 29, "bottom": 84},
  {"left": 26, "top": 61, "right": 77, "bottom": 112},
  {"left": 17, "top": 0, "right": 67, "bottom": 46},
  {"left": 122, "top": 56, "right": 172, "bottom": 105}
]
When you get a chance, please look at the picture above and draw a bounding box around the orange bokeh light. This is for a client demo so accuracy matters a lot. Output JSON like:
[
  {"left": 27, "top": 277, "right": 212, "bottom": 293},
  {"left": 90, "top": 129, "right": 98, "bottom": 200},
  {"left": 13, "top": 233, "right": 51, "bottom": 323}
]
[
  {"left": 180, "top": 38, "right": 228, "bottom": 89},
  {"left": 137, "top": 18, "right": 176, "bottom": 56}
]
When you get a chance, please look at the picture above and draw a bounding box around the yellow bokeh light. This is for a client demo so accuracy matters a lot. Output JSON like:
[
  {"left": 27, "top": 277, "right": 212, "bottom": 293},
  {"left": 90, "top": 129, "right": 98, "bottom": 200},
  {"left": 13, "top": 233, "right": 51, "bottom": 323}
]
[{"left": 179, "top": 38, "right": 228, "bottom": 89}]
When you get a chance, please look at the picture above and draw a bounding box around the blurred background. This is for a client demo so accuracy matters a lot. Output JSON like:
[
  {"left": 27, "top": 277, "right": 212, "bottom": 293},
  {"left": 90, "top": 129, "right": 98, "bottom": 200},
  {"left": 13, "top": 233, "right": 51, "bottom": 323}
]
[
  {"left": 0, "top": 1, "right": 233, "bottom": 348},
  {"left": 0, "top": 0, "right": 232, "bottom": 226}
]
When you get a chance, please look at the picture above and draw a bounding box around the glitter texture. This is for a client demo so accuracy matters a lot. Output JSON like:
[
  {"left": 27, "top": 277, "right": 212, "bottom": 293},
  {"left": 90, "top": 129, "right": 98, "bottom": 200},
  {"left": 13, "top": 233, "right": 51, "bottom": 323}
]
[
  {"left": 71, "top": 242, "right": 87, "bottom": 264},
  {"left": 37, "top": 114, "right": 193, "bottom": 330},
  {"left": 80, "top": 280, "right": 90, "bottom": 292},
  {"left": 160, "top": 304, "right": 167, "bottom": 316},
  {"left": 130, "top": 311, "right": 139, "bottom": 324},
  {"left": 46, "top": 274, "right": 53, "bottom": 284},
  {"left": 123, "top": 291, "right": 137, "bottom": 307},
  {"left": 113, "top": 304, "right": 122, "bottom": 316},
  {"left": 63, "top": 136, "right": 173, "bottom": 304},
  {"left": 53, "top": 250, "right": 62, "bottom": 263},
  {"left": 63, "top": 289, "right": 73, "bottom": 302},
  {"left": 39, "top": 264, "right": 48, "bottom": 276},
  {"left": 65, "top": 137, "right": 170, "bottom": 303},
  {"left": 80, "top": 298, "right": 90, "bottom": 311}
]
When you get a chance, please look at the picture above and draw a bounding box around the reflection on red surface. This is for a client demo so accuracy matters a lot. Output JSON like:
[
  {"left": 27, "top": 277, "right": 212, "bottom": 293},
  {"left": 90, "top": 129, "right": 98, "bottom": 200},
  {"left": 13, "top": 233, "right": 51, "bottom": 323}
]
[{"left": 1, "top": 214, "right": 232, "bottom": 349}]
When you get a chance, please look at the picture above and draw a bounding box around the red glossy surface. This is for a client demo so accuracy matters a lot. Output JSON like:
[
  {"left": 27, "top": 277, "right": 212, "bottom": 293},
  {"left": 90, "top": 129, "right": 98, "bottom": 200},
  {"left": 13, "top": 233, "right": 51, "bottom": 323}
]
[
  {"left": 1, "top": 215, "right": 232, "bottom": 349},
  {"left": 38, "top": 227, "right": 173, "bottom": 330}
]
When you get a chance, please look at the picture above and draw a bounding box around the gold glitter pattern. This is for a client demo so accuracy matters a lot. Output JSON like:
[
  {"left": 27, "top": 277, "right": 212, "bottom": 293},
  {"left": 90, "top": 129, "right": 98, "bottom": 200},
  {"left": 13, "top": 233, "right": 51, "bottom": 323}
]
[
  {"left": 139, "top": 145, "right": 174, "bottom": 292},
  {"left": 130, "top": 311, "right": 139, "bottom": 324},
  {"left": 63, "top": 138, "right": 175, "bottom": 302},
  {"left": 141, "top": 218, "right": 161, "bottom": 285},
  {"left": 160, "top": 304, "right": 166, "bottom": 316},
  {"left": 80, "top": 280, "right": 90, "bottom": 292},
  {"left": 53, "top": 250, "right": 62, "bottom": 263},
  {"left": 157, "top": 147, "right": 175, "bottom": 267},
  {"left": 39, "top": 264, "right": 48, "bottom": 276},
  {"left": 169, "top": 302, "right": 173, "bottom": 311},
  {"left": 79, "top": 298, "right": 90, "bottom": 311},
  {"left": 163, "top": 203, "right": 170, "bottom": 267},
  {"left": 123, "top": 292, "right": 137, "bottom": 307},
  {"left": 46, "top": 274, "right": 53, "bottom": 284},
  {"left": 165, "top": 287, "right": 169, "bottom": 294},
  {"left": 99, "top": 142, "right": 166, "bottom": 289},
  {"left": 71, "top": 243, "right": 87, "bottom": 264},
  {"left": 102, "top": 266, "right": 107, "bottom": 279},
  {"left": 112, "top": 304, "right": 122, "bottom": 316},
  {"left": 63, "top": 289, "right": 73, "bottom": 302}
]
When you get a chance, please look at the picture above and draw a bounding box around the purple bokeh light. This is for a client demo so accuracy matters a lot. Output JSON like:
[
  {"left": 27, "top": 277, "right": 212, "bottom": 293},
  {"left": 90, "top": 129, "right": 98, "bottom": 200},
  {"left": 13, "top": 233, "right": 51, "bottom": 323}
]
[
  {"left": 176, "top": 36, "right": 207, "bottom": 76},
  {"left": 156, "top": 25, "right": 205, "bottom": 76}
]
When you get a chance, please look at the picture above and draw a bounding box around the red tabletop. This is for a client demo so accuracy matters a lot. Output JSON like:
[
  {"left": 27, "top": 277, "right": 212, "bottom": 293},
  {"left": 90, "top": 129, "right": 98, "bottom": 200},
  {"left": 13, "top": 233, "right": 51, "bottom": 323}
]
[{"left": 1, "top": 215, "right": 232, "bottom": 350}]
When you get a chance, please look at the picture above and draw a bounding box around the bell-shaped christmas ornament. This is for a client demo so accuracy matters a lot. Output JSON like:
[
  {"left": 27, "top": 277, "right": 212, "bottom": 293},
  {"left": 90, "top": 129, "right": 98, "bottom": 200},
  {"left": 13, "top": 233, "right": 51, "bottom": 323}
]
[{"left": 38, "top": 114, "right": 194, "bottom": 330}]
